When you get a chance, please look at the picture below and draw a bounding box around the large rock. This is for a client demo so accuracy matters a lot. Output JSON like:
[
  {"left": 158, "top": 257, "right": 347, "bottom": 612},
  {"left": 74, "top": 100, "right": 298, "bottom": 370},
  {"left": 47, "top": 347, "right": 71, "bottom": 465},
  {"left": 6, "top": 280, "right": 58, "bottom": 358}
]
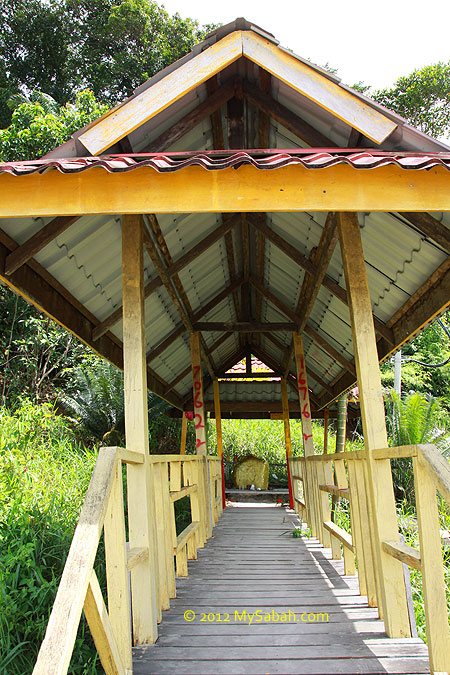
[{"left": 232, "top": 455, "right": 269, "bottom": 490}]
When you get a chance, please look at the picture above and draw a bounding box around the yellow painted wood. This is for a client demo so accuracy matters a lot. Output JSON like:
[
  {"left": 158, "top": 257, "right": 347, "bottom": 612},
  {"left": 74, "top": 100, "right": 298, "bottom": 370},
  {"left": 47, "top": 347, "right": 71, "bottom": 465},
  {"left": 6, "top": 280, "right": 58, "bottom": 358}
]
[
  {"left": 104, "top": 461, "right": 132, "bottom": 671},
  {"left": 185, "top": 461, "right": 205, "bottom": 548},
  {"left": 413, "top": 455, "right": 450, "bottom": 672},
  {"left": 32, "top": 447, "right": 118, "bottom": 675},
  {"left": 316, "top": 460, "right": 332, "bottom": 547},
  {"left": 372, "top": 445, "right": 419, "bottom": 460},
  {"left": 175, "top": 546, "right": 188, "bottom": 577},
  {"left": 180, "top": 414, "right": 188, "bottom": 454},
  {"left": 381, "top": 540, "right": 422, "bottom": 571},
  {"left": 4, "top": 164, "right": 450, "bottom": 218},
  {"left": 170, "top": 485, "right": 197, "bottom": 501},
  {"left": 241, "top": 31, "right": 396, "bottom": 144},
  {"left": 116, "top": 448, "right": 145, "bottom": 464},
  {"left": 121, "top": 214, "right": 158, "bottom": 644},
  {"left": 333, "top": 457, "right": 356, "bottom": 575},
  {"left": 127, "top": 548, "right": 149, "bottom": 571},
  {"left": 347, "top": 460, "right": 368, "bottom": 596},
  {"left": 78, "top": 31, "right": 243, "bottom": 154},
  {"left": 152, "top": 462, "right": 170, "bottom": 611},
  {"left": 309, "top": 450, "right": 366, "bottom": 462},
  {"left": 83, "top": 571, "right": 125, "bottom": 675},
  {"left": 176, "top": 522, "right": 200, "bottom": 552},
  {"left": 338, "top": 211, "right": 410, "bottom": 638},
  {"left": 418, "top": 443, "right": 450, "bottom": 504},
  {"left": 161, "top": 460, "right": 176, "bottom": 599},
  {"left": 170, "top": 460, "right": 182, "bottom": 492},
  {"left": 323, "top": 521, "right": 354, "bottom": 551},
  {"left": 281, "top": 378, "right": 292, "bottom": 458}
]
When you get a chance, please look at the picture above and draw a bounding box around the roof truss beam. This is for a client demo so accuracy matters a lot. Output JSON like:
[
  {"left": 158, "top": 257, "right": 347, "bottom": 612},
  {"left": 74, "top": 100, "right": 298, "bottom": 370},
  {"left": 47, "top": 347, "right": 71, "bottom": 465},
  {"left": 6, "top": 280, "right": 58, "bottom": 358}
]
[
  {"left": 92, "top": 213, "right": 241, "bottom": 341},
  {"left": 194, "top": 321, "right": 298, "bottom": 332},
  {"left": 5, "top": 216, "right": 79, "bottom": 276}
]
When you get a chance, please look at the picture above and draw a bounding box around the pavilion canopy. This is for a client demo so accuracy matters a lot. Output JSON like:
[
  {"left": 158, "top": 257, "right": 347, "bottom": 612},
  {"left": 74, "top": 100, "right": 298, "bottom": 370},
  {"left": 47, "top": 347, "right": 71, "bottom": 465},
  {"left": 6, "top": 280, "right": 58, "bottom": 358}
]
[{"left": 0, "top": 18, "right": 449, "bottom": 414}]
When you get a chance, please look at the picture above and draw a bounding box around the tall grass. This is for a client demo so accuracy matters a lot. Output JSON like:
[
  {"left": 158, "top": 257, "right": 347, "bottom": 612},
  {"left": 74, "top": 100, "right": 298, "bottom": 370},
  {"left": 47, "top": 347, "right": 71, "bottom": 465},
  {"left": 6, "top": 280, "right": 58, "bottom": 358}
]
[{"left": 0, "top": 402, "right": 102, "bottom": 674}]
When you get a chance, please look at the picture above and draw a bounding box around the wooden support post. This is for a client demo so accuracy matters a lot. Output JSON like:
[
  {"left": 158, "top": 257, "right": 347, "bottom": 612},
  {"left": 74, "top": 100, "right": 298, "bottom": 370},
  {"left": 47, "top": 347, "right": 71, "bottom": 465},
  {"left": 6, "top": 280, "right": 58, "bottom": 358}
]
[
  {"left": 281, "top": 378, "right": 294, "bottom": 509},
  {"left": 180, "top": 414, "right": 188, "bottom": 454},
  {"left": 213, "top": 379, "right": 226, "bottom": 509},
  {"left": 293, "top": 334, "right": 320, "bottom": 538},
  {"left": 413, "top": 455, "right": 450, "bottom": 672},
  {"left": 191, "top": 332, "right": 212, "bottom": 538},
  {"left": 338, "top": 212, "right": 410, "bottom": 637},
  {"left": 122, "top": 214, "right": 158, "bottom": 644}
]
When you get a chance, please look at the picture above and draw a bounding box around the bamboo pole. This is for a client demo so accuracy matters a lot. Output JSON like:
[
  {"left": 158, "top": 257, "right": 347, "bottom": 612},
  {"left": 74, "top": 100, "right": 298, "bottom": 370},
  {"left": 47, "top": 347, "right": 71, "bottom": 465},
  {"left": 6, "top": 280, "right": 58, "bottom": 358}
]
[
  {"left": 281, "top": 378, "right": 294, "bottom": 509},
  {"left": 323, "top": 408, "right": 329, "bottom": 454},
  {"left": 213, "top": 379, "right": 226, "bottom": 509},
  {"left": 337, "top": 211, "right": 410, "bottom": 637},
  {"left": 121, "top": 214, "right": 158, "bottom": 643}
]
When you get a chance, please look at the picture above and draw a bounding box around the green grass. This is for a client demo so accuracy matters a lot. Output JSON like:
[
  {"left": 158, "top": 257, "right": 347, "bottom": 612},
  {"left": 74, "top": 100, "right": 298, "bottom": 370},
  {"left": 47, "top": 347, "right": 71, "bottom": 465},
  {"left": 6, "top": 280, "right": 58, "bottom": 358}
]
[{"left": 0, "top": 402, "right": 103, "bottom": 674}]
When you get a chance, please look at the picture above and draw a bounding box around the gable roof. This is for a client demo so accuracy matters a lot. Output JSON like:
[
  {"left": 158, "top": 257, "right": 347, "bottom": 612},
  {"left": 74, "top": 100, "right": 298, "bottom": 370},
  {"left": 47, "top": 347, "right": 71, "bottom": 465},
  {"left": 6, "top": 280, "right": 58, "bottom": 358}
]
[{"left": 1, "top": 18, "right": 449, "bottom": 414}]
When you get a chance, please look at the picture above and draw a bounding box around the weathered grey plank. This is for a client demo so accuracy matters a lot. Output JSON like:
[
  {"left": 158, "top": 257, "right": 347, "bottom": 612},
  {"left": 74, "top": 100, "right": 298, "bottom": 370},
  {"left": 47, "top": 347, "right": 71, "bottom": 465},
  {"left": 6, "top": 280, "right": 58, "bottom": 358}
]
[{"left": 132, "top": 504, "right": 429, "bottom": 675}]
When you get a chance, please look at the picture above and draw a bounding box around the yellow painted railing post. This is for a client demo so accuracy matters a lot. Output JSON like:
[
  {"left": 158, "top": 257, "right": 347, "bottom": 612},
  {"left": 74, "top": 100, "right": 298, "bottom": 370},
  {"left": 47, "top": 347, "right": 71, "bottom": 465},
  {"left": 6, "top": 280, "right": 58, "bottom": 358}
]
[
  {"left": 337, "top": 211, "right": 410, "bottom": 637},
  {"left": 190, "top": 332, "right": 212, "bottom": 538},
  {"left": 122, "top": 214, "right": 158, "bottom": 644},
  {"left": 413, "top": 454, "right": 450, "bottom": 671}
]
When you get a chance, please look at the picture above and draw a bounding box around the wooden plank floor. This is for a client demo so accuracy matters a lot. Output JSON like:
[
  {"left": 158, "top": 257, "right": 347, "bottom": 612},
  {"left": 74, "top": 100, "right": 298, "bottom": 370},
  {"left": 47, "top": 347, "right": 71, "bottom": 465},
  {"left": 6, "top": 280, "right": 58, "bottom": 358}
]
[{"left": 133, "top": 504, "right": 430, "bottom": 674}]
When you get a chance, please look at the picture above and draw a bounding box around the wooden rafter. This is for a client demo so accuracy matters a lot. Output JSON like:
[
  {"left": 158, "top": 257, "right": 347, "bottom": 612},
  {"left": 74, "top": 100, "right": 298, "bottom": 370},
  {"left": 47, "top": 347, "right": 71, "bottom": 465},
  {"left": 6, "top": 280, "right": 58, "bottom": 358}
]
[
  {"left": 396, "top": 212, "right": 450, "bottom": 255},
  {"left": 141, "top": 216, "right": 215, "bottom": 378},
  {"left": 92, "top": 214, "right": 241, "bottom": 341},
  {"left": 194, "top": 321, "right": 298, "bottom": 332},
  {"left": 251, "top": 279, "right": 356, "bottom": 376},
  {"left": 142, "top": 78, "right": 236, "bottom": 153},
  {"left": 4, "top": 216, "right": 79, "bottom": 276},
  {"left": 147, "top": 278, "right": 243, "bottom": 363},
  {"left": 145, "top": 214, "right": 216, "bottom": 372},
  {"left": 282, "top": 212, "right": 338, "bottom": 376},
  {"left": 317, "top": 255, "right": 450, "bottom": 409},
  {"left": 243, "top": 79, "right": 335, "bottom": 147},
  {"left": 249, "top": 214, "right": 394, "bottom": 344}
]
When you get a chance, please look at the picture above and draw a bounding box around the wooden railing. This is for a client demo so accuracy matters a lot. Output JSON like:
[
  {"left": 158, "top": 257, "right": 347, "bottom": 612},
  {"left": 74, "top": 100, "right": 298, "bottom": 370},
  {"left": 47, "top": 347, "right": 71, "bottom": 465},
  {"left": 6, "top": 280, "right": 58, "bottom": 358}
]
[
  {"left": 32, "top": 448, "right": 223, "bottom": 675},
  {"left": 289, "top": 443, "right": 450, "bottom": 674}
]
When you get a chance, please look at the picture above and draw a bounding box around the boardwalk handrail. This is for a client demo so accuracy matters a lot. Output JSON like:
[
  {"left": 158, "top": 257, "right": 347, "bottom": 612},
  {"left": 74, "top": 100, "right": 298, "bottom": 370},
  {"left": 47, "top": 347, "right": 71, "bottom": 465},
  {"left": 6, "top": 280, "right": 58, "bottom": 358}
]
[
  {"left": 32, "top": 449, "right": 223, "bottom": 675},
  {"left": 288, "top": 442, "right": 450, "bottom": 674}
]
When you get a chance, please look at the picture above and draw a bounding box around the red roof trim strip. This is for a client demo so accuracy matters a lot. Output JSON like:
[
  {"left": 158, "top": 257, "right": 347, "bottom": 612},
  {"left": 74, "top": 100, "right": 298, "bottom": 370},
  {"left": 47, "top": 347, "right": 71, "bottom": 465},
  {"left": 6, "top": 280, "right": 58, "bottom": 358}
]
[{"left": 2, "top": 151, "right": 450, "bottom": 176}]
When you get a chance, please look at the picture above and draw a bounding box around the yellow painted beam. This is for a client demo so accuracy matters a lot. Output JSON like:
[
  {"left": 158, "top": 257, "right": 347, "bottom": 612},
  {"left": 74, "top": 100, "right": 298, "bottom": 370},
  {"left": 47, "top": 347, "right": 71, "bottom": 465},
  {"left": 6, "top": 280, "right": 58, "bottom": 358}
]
[
  {"left": 2, "top": 164, "right": 450, "bottom": 218},
  {"left": 242, "top": 31, "right": 397, "bottom": 144},
  {"left": 78, "top": 31, "right": 243, "bottom": 154}
]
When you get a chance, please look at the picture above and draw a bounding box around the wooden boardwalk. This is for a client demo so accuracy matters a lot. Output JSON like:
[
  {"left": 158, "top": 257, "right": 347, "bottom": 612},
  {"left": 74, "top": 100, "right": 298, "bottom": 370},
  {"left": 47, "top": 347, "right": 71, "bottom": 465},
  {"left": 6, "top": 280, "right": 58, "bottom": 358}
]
[{"left": 133, "top": 504, "right": 430, "bottom": 674}]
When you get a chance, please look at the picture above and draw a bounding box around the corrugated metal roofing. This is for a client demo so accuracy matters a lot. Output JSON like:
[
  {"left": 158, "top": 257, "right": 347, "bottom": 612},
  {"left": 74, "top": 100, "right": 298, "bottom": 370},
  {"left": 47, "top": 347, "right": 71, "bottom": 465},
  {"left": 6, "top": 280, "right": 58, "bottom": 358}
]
[
  {"left": 3, "top": 150, "right": 450, "bottom": 175},
  {"left": 0, "top": 17, "right": 449, "bottom": 412}
]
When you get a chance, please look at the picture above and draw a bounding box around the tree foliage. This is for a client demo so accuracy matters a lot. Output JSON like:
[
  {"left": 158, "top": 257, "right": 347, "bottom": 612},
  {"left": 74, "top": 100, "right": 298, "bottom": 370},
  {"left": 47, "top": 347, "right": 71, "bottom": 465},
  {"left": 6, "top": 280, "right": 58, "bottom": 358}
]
[
  {"left": 372, "top": 62, "right": 450, "bottom": 139},
  {"left": 0, "top": 89, "right": 108, "bottom": 161},
  {"left": 0, "top": 0, "right": 214, "bottom": 128}
]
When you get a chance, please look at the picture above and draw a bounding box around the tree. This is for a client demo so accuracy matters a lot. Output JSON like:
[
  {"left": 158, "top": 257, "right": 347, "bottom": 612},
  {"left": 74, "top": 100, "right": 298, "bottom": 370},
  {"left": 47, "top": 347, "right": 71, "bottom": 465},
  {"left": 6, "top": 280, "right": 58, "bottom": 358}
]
[
  {"left": 0, "top": 0, "right": 214, "bottom": 128},
  {"left": 0, "top": 89, "right": 108, "bottom": 161},
  {"left": 372, "top": 62, "right": 450, "bottom": 139}
]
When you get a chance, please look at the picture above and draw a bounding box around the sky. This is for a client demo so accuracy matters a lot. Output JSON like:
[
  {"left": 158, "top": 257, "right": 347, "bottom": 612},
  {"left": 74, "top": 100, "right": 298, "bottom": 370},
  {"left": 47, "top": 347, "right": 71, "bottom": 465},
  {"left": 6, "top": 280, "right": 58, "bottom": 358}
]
[{"left": 161, "top": 0, "right": 450, "bottom": 91}]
